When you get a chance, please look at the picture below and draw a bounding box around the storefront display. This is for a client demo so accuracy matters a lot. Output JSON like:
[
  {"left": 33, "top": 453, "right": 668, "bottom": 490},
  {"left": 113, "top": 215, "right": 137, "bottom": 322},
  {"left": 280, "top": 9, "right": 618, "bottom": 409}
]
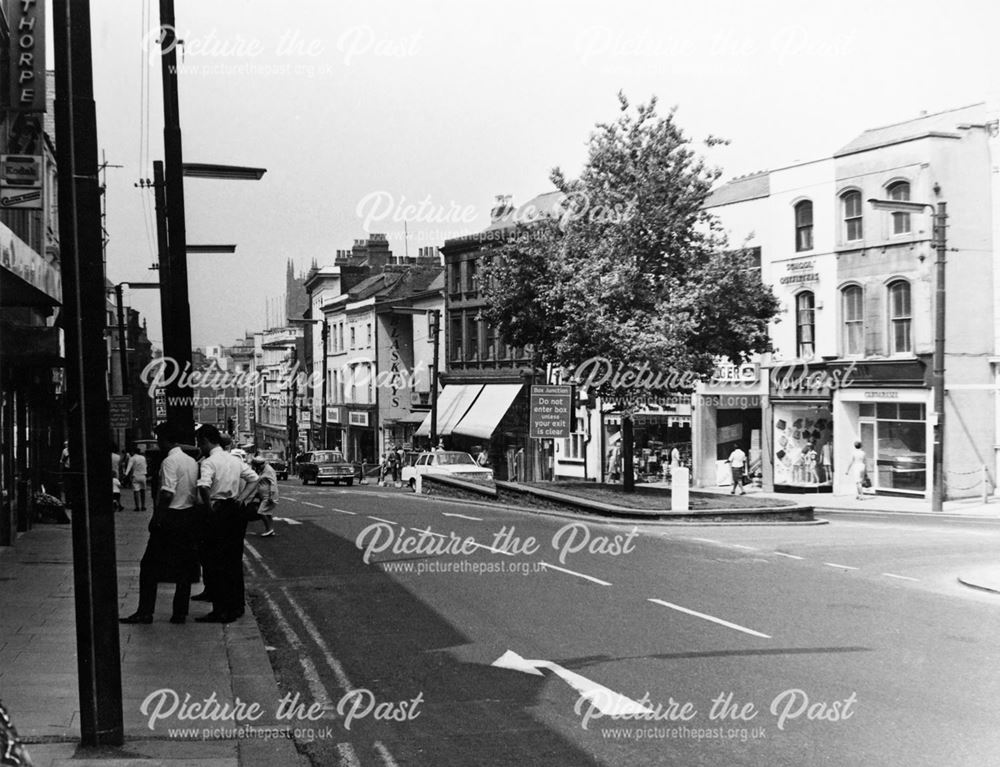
[
  {"left": 773, "top": 405, "right": 833, "bottom": 487},
  {"left": 860, "top": 401, "right": 926, "bottom": 493}
]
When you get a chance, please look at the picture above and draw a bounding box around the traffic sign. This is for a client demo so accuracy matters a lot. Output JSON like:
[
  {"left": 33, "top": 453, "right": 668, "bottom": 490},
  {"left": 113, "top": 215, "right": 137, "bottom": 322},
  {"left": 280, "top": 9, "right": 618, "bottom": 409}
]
[
  {"left": 109, "top": 395, "right": 133, "bottom": 429},
  {"left": 529, "top": 385, "right": 573, "bottom": 439}
]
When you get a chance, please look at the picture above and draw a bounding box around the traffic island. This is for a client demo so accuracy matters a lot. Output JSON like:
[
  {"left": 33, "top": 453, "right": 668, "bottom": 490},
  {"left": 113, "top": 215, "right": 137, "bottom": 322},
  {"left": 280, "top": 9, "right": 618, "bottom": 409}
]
[{"left": 418, "top": 475, "right": 814, "bottom": 522}]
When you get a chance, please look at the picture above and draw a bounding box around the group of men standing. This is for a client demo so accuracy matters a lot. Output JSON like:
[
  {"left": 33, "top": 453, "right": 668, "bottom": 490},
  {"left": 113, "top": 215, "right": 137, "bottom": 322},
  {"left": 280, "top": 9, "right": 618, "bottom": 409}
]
[{"left": 119, "top": 422, "right": 260, "bottom": 625}]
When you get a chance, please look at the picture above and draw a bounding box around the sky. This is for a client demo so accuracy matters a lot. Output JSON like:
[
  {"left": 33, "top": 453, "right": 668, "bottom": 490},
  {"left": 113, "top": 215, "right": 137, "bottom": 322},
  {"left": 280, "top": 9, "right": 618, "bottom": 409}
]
[{"left": 80, "top": 0, "right": 998, "bottom": 350}]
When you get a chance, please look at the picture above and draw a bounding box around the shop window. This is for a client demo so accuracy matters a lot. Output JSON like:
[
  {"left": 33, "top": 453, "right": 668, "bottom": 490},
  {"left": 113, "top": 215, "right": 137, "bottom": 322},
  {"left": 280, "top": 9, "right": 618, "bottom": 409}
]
[
  {"left": 842, "top": 285, "right": 864, "bottom": 356},
  {"left": 859, "top": 403, "right": 875, "bottom": 418},
  {"left": 842, "top": 190, "right": 863, "bottom": 242},
  {"left": 887, "top": 181, "right": 911, "bottom": 235},
  {"left": 796, "top": 291, "right": 815, "bottom": 359},
  {"left": 794, "top": 200, "right": 813, "bottom": 252},
  {"left": 888, "top": 280, "right": 912, "bottom": 354}
]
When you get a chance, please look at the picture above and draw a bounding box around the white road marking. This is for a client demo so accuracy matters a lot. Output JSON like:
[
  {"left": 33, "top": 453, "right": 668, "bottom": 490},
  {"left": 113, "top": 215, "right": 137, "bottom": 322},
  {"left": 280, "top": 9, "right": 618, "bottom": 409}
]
[
  {"left": 647, "top": 598, "right": 771, "bottom": 639},
  {"left": 272, "top": 516, "right": 302, "bottom": 525},
  {"left": 243, "top": 556, "right": 257, "bottom": 578},
  {"left": 374, "top": 741, "right": 401, "bottom": 767},
  {"left": 280, "top": 586, "right": 355, "bottom": 692},
  {"left": 410, "top": 527, "right": 446, "bottom": 538},
  {"left": 245, "top": 542, "right": 277, "bottom": 579},
  {"left": 468, "top": 541, "right": 516, "bottom": 556},
  {"left": 824, "top": 562, "right": 860, "bottom": 571},
  {"left": 329, "top": 507, "right": 358, "bottom": 516},
  {"left": 689, "top": 537, "right": 722, "bottom": 545},
  {"left": 883, "top": 572, "right": 920, "bottom": 582},
  {"left": 260, "top": 591, "right": 333, "bottom": 712},
  {"left": 773, "top": 552, "right": 804, "bottom": 560},
  {"left": 336, "top": 742, "right": 361, "bottom": 767},
  {"left": 441, "top": 512, "right": 483, "bottom": 521},
  {"left": 302, "top": 501, "right": 323, "bottom": 508},
  {"left": 730, "top": 544, "right": 757, "bottom": 551},
  {"left": 538, "top": 562, "right": 611, "bottom": 586},
  {"left": 492, "top": 650, "right": 655, "bottom": 716},
  {"left": 368, "top": 516, "right": 399, "bottom": 525}
]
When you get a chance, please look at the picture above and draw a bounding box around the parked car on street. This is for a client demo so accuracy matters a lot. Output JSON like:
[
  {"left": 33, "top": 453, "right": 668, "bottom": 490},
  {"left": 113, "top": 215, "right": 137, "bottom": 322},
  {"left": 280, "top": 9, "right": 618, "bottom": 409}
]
[
  {"left": 257, "top": 449, "right": 289, "bottom": 480},
  {"left": 298, "top": 450, "right": 359, "bottom": 486},
  {"left": 401, "top": 451, "right": 494, "bottom": 488}
]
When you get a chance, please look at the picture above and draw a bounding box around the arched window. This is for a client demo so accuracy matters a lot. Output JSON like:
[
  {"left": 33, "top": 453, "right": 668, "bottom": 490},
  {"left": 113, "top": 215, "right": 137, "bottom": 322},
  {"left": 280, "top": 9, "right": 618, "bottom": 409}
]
[
  {"left": 887, "top": 181, "right": 911, "bottom": 235},
  {"left": 796, "top": 291, "right": 815, "bottom": 359},
  {"left": 888, "top": 280, "right": 912, "bottom": 354},
  {"left": 842, "top": 285, "right": 864, "bottom": 356},
  {"left": 794, "top": 200, "right": 813, "bottom": 252},
  {"left": 842, "top": 190, "right": 863, "bottom": 242}
]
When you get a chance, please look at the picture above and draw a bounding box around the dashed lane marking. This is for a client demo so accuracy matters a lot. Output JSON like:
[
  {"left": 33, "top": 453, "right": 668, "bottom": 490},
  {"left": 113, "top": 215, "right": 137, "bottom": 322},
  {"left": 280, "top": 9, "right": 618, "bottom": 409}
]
[
  {"left": 774, "top": 552, "right": 805, "bottom": 560},
  {"left": 302, "top": 501, "right": 323, "bottom": 508},
  {"left": 824, "top": 562, "right": 860, "bottom": 571},
  {"left": 883, "top": 572, "right": 920, "bottom": 581},
  {"left": 538, "top": 562, "right": 611, "bottom": 586},
  {"left": 441, "top": 512, "right": 484, "bottom": 521},
  {"left": 368, "top": 515, "right": 399, "bottom": 525},
  {"left": 648, "top": 598, "right": 772, "bottom": 639}
]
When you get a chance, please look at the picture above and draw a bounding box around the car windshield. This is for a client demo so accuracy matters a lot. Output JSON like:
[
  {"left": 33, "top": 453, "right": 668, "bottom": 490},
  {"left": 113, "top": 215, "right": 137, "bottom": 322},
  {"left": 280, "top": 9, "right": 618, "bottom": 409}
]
[
  {"left": 435, "top": 452, "right": 476, "bottom": 466},
  {"left": 313, "top": 451, "right": 345, "bottom": 463},
  {"left": 260, "top": 452, "right": 281, "bottom": 461}
]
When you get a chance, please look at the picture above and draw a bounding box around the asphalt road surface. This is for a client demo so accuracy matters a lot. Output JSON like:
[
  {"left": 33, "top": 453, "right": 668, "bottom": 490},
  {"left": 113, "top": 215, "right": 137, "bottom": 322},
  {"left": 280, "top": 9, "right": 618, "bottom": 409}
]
[{"left": 242, "top": 481, "right": 1000, "bottom": 766}]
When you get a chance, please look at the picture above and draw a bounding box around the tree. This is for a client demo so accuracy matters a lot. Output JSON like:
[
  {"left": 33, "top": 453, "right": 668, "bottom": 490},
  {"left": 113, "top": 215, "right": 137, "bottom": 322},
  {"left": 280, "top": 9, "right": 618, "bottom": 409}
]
[{"left": 482, "top": 93, "right": 778, "bottom": 490}]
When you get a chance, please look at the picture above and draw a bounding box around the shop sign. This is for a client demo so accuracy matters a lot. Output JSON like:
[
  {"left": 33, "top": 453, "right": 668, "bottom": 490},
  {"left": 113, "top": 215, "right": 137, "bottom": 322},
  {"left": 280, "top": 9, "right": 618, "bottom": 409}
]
[
  {"left": 326, "top": 406, "right": 343, "bottom": 424},
  {"left": 349, "top": 410, "right": 369, "bottom": 427},
  {"left": 8, "top": 0, "right": 46, "bottom": 112},
  {"left": 154, "top": 388, "right": 167, "bottom": 420},
  {"left": 711, "top": 362, "right": 759, "bottom": 384},
  {"left": 0, "top": 220, "right": 61, "bottom": 302},
  {"left": 863, "top": 390, "right": 900, "bottom": 399},
  {"left": 779, "top": 260, "right": 819, "bottom": 286},
  {"left": 1, "top": 156, "right": 44, "bottom": 208},
  {"left": 529, "top": 384, "right": 573, "bottom": 439}
]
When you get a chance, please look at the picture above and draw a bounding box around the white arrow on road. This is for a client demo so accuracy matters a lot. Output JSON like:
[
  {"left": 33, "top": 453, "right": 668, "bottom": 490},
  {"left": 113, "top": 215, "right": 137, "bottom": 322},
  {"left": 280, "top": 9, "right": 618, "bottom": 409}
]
[
  {"left": 441, "top": 512, "right": 483, "bottom": 521},
  {"left": 491, "top": 650, "right": 654, "bottom": 716},
  {"left": 272, "top": 517, "right": 303, "bottom": 525}
]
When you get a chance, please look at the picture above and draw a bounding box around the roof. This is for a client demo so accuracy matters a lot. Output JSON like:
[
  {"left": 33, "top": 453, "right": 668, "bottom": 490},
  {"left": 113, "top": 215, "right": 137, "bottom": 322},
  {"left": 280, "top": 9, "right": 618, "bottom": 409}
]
[
  {"left": 345, "top": 265, "right": 444, "bottom": 304},
  {"left": 442, "top": 190, "right": 565, "bottom": 251},
  {"left": 704, "top": 171, "right": 770, "bottom": 208},
  {"left": 834, "top": 102, "right": 984, "bottom": 157}
]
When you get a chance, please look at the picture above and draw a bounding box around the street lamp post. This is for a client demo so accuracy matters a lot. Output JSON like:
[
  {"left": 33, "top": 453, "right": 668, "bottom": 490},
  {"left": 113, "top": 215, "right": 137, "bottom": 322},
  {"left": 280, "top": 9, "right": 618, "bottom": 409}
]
[
  {"left": 428, "top": 309, "right": 441, "bottom": 447},
  {"left": 288, "top": 318, "right": 330, "bottom": 449},
  {"left": 868, "top": 197, "right": 948, "bottom": 511}
]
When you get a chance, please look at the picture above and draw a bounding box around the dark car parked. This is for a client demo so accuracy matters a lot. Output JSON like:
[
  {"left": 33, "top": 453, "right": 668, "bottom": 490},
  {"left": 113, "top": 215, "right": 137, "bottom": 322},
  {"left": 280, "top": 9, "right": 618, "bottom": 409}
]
[
  {"left": 257, "top": 449, "right": 289, "bottom": 480},
  {"left": 298, "top": 450, "right": 359, "bottom": 486}
]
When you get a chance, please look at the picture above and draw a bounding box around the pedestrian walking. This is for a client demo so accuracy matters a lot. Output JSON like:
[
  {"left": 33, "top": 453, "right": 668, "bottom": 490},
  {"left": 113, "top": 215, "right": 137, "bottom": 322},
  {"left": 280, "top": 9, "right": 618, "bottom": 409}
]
[
  {"left": 727, "top": 445, "right": 748, "bottom": 495},
  {"left": 120, "top": 422, "right": 200, "bottom": 624},
  {"left": 125, "top": 444, "right": 149, "bottom": 512},
  {"left": 194, "top": 424, "right": 258, "bottom": 623},
  {"left": 846, "top": 441, "right": 868, "bottom": 500},
  {"left": 250, "top": 455, "right": 277, "bottom": 537}
]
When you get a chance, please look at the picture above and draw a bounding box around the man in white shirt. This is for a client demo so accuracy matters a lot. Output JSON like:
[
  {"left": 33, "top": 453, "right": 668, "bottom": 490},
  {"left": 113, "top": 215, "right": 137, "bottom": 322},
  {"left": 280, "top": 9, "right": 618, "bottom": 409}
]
[
  {"left": 125, "top": 445, "right": 149, "bottom": 512},
  {"left": 727, "top": 445, "right": 748, "bottom": 495},
  {"left": 120, "top": 422, "right": 200, "bottom": 624},
  {"left": 195, "top": 424, "right": 258, "bottom": 623}
]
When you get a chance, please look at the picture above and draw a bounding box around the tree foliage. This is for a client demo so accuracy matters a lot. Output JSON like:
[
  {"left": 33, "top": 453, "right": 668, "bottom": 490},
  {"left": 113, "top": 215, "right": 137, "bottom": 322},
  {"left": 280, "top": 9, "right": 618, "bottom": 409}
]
[{"left": 481, "top": 93, "right": 778, "bottom": 401}]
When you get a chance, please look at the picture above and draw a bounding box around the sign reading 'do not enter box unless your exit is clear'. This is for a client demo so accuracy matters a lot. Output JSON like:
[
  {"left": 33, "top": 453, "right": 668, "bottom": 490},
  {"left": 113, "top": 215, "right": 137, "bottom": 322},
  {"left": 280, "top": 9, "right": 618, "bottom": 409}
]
[{"left": 529, "top": 385, "right": 573, "bottom": 440}]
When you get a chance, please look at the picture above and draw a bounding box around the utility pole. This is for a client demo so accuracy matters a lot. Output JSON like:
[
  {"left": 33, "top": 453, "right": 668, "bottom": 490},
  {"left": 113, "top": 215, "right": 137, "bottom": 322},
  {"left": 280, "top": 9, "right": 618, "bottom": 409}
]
[
  {"left": 321, "top": 319, "right": 329, "bottom": 448},
  {"left": 53, "top": 0, "right": 124, "bottom": 746},
  {"left": 429, "top": 309, "right": 440, "bottom": 446},
  {"left": 931, "top": 202, "right": 947, "bottom": 511},
  {"left": 159, "top": 0, "right": 194, "bottom": 440},
  {"left": 114, "top": 284, "right": 130, "bottom": 396}
]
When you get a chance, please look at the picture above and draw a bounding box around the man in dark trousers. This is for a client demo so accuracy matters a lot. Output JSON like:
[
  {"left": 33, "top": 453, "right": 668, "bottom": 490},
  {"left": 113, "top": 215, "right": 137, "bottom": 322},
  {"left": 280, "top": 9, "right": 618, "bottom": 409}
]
[
  {"left": 194, "top": 424, "right": 258, "bottom": 623},
  {"left": 120, "top": 421, "right": 200, "bottom": 624}
]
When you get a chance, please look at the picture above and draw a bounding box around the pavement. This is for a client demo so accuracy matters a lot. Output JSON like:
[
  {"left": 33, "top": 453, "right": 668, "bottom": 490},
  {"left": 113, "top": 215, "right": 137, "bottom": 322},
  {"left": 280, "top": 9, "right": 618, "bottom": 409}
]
[
  {"left": 0, "top": 506, "right": 307, "bottom": 767},
  {"left": 2, "top": 482, "right": 1000, "bottom": 765}
]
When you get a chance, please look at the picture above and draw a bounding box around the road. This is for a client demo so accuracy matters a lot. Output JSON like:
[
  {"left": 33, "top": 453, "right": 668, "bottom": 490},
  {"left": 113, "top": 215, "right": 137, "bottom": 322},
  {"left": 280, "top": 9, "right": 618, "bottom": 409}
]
[{"left": 241, "top": 481, "right": 1000, "bottom": 766}]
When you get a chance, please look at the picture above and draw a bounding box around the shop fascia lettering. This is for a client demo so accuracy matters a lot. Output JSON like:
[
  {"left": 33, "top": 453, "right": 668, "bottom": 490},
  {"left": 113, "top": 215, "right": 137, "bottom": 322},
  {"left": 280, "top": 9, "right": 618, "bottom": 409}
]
[
  {"left": 779, "top": 260, "right": 819, "bottom": 286},
  {"left": 770, "top": 361, "right": 858, "bottom": 394}
]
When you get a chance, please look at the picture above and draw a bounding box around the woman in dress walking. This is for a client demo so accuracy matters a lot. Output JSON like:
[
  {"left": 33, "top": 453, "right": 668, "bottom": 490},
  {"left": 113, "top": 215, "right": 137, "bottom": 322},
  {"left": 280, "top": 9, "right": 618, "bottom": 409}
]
[{"left": 846, "top": 441, "right": 868, "bottom": 500}]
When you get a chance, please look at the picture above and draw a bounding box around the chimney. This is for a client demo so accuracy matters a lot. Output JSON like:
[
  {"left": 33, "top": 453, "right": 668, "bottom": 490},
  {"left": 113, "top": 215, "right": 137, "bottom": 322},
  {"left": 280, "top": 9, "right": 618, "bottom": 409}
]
[{"left": 490, "top": 194, "right": 514, "bottom": 222}]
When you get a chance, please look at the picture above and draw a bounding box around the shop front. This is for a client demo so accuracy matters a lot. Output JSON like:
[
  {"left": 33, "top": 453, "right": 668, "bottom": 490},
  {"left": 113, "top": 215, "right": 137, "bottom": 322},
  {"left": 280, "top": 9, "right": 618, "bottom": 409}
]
[
  {"left": 769, "top": 362, "right": 835, "bottom": 491},
  {"left": 830, "top": 358, "right": 932, "bottom": 498},
  {"left": 603, "top": 398, "right": 692, "bottom": 482},
  {"left": 692, "top": 364, "right": 765, "bottom": 488},
  {"left": 345, "top": 407, "right": 377, "bottom": 464}
]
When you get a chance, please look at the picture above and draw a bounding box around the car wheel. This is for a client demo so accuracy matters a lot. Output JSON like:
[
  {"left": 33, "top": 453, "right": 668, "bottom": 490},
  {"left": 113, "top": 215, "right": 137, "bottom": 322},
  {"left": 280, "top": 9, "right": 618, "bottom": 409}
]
[{"left": 345, "top": 479, "right": 353, "bottom": 487}]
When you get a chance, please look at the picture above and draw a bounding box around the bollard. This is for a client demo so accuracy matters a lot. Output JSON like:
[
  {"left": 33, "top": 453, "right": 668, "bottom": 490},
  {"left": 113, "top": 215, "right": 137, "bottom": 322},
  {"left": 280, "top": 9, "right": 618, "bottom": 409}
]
[
  {"left": 671, "top": 466, "right": 690, "bottom": 512},
  {"left": 414, "top": 474, "right": 422, "bottom": 494}
]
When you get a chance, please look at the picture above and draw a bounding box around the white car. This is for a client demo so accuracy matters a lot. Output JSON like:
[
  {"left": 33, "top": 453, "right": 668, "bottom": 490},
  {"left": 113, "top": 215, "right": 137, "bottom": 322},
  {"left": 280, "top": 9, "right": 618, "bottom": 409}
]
[{"left": 401, "top": 451, "right": 494, "bottom": 488}]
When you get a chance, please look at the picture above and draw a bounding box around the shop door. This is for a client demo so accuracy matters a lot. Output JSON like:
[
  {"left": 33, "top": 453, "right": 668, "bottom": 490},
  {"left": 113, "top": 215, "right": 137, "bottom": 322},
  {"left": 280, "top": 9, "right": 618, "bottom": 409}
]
[{"left": 860, "top": 421, "right": 875, "bottom": 489}]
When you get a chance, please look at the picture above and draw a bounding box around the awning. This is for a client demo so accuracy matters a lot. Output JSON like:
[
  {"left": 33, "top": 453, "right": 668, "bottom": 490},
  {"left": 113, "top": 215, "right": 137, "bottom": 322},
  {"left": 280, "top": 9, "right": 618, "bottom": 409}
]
[
  {"left": 413, "top": 385, "right": 484, "bottom": 437},
  {"left": 452, "top": 384, "right": 522, "bottom": 440}
]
